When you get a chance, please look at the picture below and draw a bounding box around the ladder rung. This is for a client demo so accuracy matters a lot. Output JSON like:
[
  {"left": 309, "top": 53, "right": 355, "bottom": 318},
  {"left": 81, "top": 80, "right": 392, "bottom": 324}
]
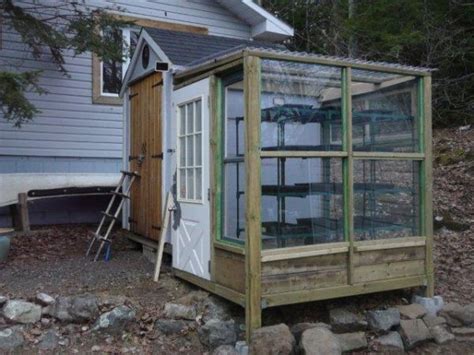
[
  {"left": 101, "top": 211, "right": 120, "bottom": 221},
  {"left": 91, "top": 232, "right": 111, "bottom": 243},
  {"left": 121, "top": 170, "right": 141, "bottom": 178},
  {"left": 112, "top": 191, "right": 130, "bottom": 199}
]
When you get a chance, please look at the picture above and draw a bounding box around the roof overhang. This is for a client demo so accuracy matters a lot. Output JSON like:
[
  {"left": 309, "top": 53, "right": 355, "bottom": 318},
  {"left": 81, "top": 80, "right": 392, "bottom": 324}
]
[{"left": 216, "top": 0, "right": 293, "bottom": 41}]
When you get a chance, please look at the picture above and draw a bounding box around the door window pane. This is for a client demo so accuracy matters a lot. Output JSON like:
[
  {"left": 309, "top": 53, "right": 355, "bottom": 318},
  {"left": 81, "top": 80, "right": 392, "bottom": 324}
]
[{"left": 177, "top": 98, "right": 203, "bottom": 202}]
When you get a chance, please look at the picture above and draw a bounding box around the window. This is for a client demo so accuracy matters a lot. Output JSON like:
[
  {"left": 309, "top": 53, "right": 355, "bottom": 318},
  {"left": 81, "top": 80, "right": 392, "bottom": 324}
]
[
  {"left": 93, "top": 27, "right": 139, "bottom": 104},
  {"left": 178, "top": 99, "right": 203, "bottom": 202}
]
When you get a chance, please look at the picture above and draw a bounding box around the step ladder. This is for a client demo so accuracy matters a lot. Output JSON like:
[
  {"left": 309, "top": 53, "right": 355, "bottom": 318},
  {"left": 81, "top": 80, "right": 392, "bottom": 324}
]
[{"left": 86, "top": 170, "right": 140, "bottom": 261}]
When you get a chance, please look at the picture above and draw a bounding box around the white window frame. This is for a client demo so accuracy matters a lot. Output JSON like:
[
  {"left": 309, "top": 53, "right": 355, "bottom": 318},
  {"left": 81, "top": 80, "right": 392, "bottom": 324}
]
[
  {"left": 100, "top": 27, "right": 139, "bottom": 97},
  {"left": 177, "top": 96, "right": 204, "bottom": 204}
]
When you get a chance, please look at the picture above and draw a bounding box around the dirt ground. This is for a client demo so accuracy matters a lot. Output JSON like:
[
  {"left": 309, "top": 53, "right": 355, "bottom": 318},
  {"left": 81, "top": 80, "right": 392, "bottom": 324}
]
[{"left": 0, "top": 128, "right": 472, "bottom": 353}]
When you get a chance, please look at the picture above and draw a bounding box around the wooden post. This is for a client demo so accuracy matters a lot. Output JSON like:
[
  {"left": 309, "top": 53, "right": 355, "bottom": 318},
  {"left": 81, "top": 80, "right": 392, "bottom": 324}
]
[
  {"left": 244, "top": 54, "right": 262, "bottom": 341},
  {"left": 342, "top": 67, "right": 354, "bottom": 285},
  {"left": 17, "top": 193, "right": 30, "bottom": 233},
  {"left": 423, "top": 76, "right": 434, "bottom": 297}
]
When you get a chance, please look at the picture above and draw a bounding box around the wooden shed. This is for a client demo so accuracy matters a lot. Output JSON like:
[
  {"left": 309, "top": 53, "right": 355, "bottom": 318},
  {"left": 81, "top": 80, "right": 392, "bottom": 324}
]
[{"left": 121, "top": 30, "right": 434, "bottom": 339}]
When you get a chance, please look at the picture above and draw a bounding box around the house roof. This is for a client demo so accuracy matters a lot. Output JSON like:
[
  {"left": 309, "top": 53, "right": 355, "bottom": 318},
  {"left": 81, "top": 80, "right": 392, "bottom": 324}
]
[
  {"left": 216, "top": 0, "right": 294, "bottom": 41},
  {"left": 143, "top": 27, "right": 280, "bottom": 66}
]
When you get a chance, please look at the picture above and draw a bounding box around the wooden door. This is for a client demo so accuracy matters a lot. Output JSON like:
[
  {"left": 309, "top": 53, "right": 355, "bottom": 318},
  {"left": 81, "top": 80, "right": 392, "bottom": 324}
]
[{"left": 129, "top": 72, "right": 163, "bottom": 241}]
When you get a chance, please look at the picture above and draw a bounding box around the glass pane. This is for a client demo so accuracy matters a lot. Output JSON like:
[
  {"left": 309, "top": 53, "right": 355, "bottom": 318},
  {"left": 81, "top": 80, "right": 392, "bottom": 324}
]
[
  {"left": 187, "top": 168, "right": 194, "bottom": 200},
  {"left": 129, "top": 30, "right": 140, "bottom": 59},
  {"left": 195, "top": 133, "right": 202, "bottom": 166},
  {"left": 179, "top": 105, "right": 186, "bottom": 136},
  {"left": 195, "top": 168, "right": 202, "bottom": 200},
  {"left": 261, "top": 158, "right": 344, "bottom": 249},
  {"left": 179, "top": 137, "right": 186, "bottom": 167},
  {"left": 187, "top": 103, "right": 194, "bottom": 134},
  {"left": 226, "top": 87, "right": 244, "bottom": 157},
  {"left": 224, "top": 161, "right": 246, "bottom": 242},
  {"left": 195, "top": 100, "right": 202, "bottom": 132},
  {"left": 179, "top": 168, "right": 186, "bottom": 199},
  {"left": 354, "top": 160, "right": 420, "bottom": 241},
  {"left": 102, "top": 60, "right": 122, "bottom": 94},
  {"left": 260, "top": 60, "right": 343, "bottom": 152},
  {"left": 351, "top": 70, "right": 419, "bottom": 152},
  {"left": 186, "top": 135, "right": 194, "bottom": 166}
]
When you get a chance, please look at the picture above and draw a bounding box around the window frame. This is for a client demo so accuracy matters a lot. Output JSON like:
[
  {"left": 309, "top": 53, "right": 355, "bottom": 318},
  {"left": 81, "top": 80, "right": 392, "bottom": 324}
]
[{"left": 176, "top": 96, "right": 205, "bottom": 204}]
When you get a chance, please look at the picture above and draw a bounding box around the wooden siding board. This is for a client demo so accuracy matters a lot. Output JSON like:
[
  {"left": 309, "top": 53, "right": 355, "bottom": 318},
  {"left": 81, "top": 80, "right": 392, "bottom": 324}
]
[{"left": 0, "top": 0, "right": 252, "bottom": 161}]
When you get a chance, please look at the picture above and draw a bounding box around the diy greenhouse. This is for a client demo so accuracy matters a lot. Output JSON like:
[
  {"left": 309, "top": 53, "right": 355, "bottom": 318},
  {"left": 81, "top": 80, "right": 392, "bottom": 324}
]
[{"left": 122, "top": 35, "right": 433, "bottom": 339}]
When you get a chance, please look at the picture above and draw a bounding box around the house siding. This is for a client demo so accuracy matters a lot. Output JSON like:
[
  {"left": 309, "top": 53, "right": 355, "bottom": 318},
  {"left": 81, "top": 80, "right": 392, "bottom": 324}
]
[{"left": 0, "top": 0, "right": 251, "bottom": 173}]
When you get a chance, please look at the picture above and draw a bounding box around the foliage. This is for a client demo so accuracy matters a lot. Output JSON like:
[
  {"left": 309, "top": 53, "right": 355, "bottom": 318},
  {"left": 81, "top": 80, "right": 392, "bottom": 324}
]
[
  {"left": 0, "top": 0, "right": 132, "bottom": 127},
  {"left": 263, "top": 0, "right": 474, "bottom": 127}
]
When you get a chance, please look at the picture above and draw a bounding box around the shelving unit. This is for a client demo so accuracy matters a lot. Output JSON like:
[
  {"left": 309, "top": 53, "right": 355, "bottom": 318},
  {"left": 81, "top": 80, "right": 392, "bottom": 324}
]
[{"left": 224, "top": 104, "right": 418, "bottom": 247}]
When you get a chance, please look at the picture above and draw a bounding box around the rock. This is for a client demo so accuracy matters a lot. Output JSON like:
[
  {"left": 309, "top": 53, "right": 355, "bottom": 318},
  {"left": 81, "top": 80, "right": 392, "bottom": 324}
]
[
  {"left": 38, "top": 330, "right": 60, "bottom": 350},
  {"left": 0, "top": 327, "right": 24, "bottom": 351},
  {"left": 458, "top": 304, "right": 474, "bottom": 326},
  {"left": 250, "top": 324, "right": 295, "bottom": 355},
  {"left": 92, "top": 305, "right": 136, "bottom": 334},
  {"left": 372, "top": 331, "right": 404, "bottom": 352},
  {"left": 0, "top": 296, "right": 7, "bottom": 306},
  {"left": 98, "top": 294, "right": 129, "bottom": 307},
  {"left": 430, "top": 325, "right": 454, "bottom": 345},
  {"left": 44, "top": 294, "right": 99, "bottom": 323},
  {"left": 366, "top": 308, "right": 400, "bottom": 332},
  {"left": 335, "top": 332, "right": 367, "bottom": 352},
  {"left": 91, "top": 345, "right": 101, "bottom": 352},
  {"left": 396, "top": 304, "right": 427, "bottom": 319},
  {"left": 2, "top": 300, "right": 42, "bottom": 324},
  {"left": 212, "top": 345, "right": 239, "bottom": 355},
  {"left": 163, "top": 303, "right": 197, "bottom": 320},
  {"left": 412, "top": 295, "right": 444, "bottom": 316},
  {"left": 36, "top": 293, "right": 55, "bottom": 306},
  {"left": 423, "top": 314, "right": 446, "bottom": 328},
  {"left": 439, "top": 303, "right": 464, "bottom": 327},
  {"left": 290, "top": 322, "right": 331, "bottom": 342},
  {"left": 155, "top": 319, "right": 189, "bottom": 335},
  {"left": 300, "top": 327, "right": 341, "bottom": 355},
  {"left": 329, "top": 308, "right": 367, "bottom": 333},
  {"left": 399, "top": 319, "right": 432, "bottom": 349},
  {"left": 452, "top": 327, "right": 474, "bottom": 341},
  {"left": 203, "top": 296, "right": 233, "bottom": 322},
  {"left": 198, "top": 319, "right": 237, "bottom": 349},
  {"left": 175, "top": 290, "right": 210, "bottom": 306}
]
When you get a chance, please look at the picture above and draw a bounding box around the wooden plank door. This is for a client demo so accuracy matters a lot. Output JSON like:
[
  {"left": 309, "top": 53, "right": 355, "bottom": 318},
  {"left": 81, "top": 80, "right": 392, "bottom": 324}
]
[{"left": 129, "top": 72, "right": 163, "bottom": 241}]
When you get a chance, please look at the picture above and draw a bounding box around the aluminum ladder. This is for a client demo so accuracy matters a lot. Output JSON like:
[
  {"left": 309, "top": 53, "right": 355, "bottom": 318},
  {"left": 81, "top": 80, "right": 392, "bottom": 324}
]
[{"left": 86, "top": 170, "right": 140, "bottom": 261}]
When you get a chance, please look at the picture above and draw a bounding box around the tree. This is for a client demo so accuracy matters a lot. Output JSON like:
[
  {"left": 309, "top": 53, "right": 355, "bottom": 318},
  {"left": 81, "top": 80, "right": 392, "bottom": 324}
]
[{"left": 0, "top": 0, "right": 132, "bottom": 127}]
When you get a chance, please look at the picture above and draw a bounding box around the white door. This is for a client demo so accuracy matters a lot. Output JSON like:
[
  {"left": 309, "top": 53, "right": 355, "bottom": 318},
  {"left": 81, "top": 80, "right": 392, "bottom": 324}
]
[{"left": 172, "top": 79, "right": 211, "bottom": 280}]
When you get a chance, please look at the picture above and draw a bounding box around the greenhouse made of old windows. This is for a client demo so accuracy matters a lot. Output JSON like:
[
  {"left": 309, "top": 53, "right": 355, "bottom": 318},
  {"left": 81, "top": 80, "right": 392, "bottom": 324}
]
[{"left": 122, "top": 40, "right": 433, "bottom": 339}]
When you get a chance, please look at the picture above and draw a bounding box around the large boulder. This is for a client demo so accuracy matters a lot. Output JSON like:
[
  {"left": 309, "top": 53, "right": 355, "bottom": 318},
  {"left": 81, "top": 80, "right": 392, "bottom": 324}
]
[
  {"left": 396, "top": 304, "right": 427, "bottom": 319},
  {"left": 212, "top": 345, "right": 239, "bottom": 355},
  {"left": 422, "top": 314, "right": 446, "bottom": 328},
  {"left": 430, "top": 325, "right": 455, "bottom": 345},
  {"left": 452, "top": 327, "right": 474, "bottom": 342},
  {"left": 399, "top": 319, "right": 432, "bottom": 349},
  {"left": 300, "top": 327, "right": 341, "bottom": 355},
  {"left": 329, "top": 308, "right": 367, "bottom": 333},
  {"left": 335, "top": 332, "right": 367, "bottom": 352},
  {"left": 458, "top": 304, "right": 474, "bottom": 326},
  {"left": 372, "top": 331, "right": 404, "bottom": 352},
  {"left": 2, "top": 300, "right": 42, "bottom": 324},
  {"left": 366, "top": 308, "right": 400, "bottom": 332},
  {"left": 163, "top": 303, "right": 197, "bottom": 321},
  {"left": 0, "top": 327, "right": 24, "bottom": 351},
  {"left": 198, "top": 319, "right": 237, "bottom": 349},
  {"left": 290, "top": 322, "right": 331, "bottom": 343},
  {"left": 44, "top": 294, "right": 99, "bottom": 323},
  {"left": 38, "top": 330, "right": 60, "bottom": 350},
  {"left": 92, "top": 305, "right": 136, "bottom": 334},
  {"left": 412, "top": 295, "right": 444, "bottom": 316},
  {"left": 202, "top": 296, "right": 233, "bottom": 322},
  {"left": 250, "top": 324, "right": 295, "bottom": 355},
  {"left": 439, "top": 303, "right": 464, "bottom": 327}
]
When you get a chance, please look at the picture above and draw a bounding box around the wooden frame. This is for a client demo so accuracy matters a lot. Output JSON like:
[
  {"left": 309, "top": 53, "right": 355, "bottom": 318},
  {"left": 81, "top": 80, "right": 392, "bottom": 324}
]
[{"left": 170, "top": 49, "right": 433, "bottom": 341}]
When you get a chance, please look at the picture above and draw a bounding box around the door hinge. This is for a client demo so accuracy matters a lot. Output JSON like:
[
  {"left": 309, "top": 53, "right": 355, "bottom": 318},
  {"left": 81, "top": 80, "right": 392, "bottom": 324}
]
[
  {"left": 207, "top": 188, "right": 210, "bottom": 201},
  {"left": 129, "top": 93, "right": 138, "bottom": 100},
  {"left": 151, "top": 153, "right": 164, "bottom": 159},
  {"left": 208, "top": 260, "right": 211, "bottom": 273},
  {"left": 128, "top": 217, "right": 137, "bottom": 224}
]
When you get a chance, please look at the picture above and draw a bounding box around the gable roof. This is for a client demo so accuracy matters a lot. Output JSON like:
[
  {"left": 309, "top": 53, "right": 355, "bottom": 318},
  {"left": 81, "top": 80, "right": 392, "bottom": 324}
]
[{"left": 143, "top": 27, "right": 279, "bottom": 66}]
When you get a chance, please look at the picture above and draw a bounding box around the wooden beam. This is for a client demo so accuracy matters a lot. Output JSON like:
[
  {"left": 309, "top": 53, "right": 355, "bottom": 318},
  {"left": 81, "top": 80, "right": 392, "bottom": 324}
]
[
  {"left": 261, "top": 242, "right": 349, "bottom": 262},
  {"left": 263, "top": 275, "right": 427, "bottom": 307},
  {"left": 422, "top": 76, "right": 434, "bottom": 297},
  {"left": 244, "top": 55, "right": 262, "bottom": 341},
  {"left": 261, "top": 151, "right": 348, "bottom": 158},
  {"left": 215, "top": 241, "right": 245, "bottom": 255},
  {"left": 342, "top": 67, "right": 354, "bottom": 285},
  {"left": 17, "top": 193, "right": 30, "bottom": 233},
  {"left": 352, "top": 152, "right": 425, "bottom": 160},
  {"left": 354, "top": 238, "right": 426, "bottom": 252},
  {"left": 116, "top": 15, "right": 208, "bottom": 35}
]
